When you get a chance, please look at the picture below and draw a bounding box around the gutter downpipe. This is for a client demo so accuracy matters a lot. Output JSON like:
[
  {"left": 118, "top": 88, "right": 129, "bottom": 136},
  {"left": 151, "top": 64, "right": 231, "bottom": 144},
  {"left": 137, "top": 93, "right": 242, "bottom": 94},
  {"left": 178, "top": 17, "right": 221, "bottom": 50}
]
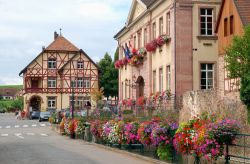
[{"left": 174, "top": 0, "right": 177, "bottom": 109}]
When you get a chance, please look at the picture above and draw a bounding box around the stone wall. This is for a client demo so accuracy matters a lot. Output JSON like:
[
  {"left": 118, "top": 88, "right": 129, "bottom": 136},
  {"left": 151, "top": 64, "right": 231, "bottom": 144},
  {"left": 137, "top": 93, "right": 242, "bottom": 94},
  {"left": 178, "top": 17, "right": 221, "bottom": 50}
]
[{"left": 179, "top": 89, "right": 249, "bottom": 132}]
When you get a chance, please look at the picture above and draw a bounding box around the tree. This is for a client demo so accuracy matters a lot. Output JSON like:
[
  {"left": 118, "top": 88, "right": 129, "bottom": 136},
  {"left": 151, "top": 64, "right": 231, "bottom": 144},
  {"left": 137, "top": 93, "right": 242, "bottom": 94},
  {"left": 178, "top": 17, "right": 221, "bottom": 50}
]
[
  {"left": 98, "top": 52, "right": 118, "bottom": 99},
  {"left": 225, "top": 25, "right": 250, "bottom": 122}
]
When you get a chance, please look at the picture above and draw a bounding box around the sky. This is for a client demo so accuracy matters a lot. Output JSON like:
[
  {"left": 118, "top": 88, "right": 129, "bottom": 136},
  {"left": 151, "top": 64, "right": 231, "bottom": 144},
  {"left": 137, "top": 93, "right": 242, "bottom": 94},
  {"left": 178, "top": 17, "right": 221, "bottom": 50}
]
[{"left": 0, "top": 0, "right": 131, "bottom": 85}]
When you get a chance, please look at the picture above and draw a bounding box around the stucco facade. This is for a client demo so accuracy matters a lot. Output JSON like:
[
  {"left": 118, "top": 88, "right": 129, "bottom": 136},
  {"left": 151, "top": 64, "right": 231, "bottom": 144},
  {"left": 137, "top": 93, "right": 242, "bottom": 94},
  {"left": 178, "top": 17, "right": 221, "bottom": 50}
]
[
  {"left": 19, "top": 33, "right": 98, "bottom": 115},
  {"left": 115, "top": 0, "right": 221, "bottom": 101}
]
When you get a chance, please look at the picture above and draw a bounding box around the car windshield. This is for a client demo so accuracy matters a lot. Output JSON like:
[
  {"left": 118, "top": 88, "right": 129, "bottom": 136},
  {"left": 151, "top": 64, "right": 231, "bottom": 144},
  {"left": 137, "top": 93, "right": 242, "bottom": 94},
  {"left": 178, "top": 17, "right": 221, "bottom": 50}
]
[{"left": 40, "top": 112, "right": 50, "bottom": 116}]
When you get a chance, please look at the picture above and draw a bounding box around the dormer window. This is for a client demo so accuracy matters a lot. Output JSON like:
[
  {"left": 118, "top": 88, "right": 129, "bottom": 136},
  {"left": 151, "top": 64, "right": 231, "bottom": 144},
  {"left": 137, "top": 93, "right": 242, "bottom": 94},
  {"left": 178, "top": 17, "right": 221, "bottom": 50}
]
[
  {"left": 48, "top": 58, "right": 56, "bottom": 69},
  {"left": 77, "top": 61, "right": 84, "bottom": 69}
]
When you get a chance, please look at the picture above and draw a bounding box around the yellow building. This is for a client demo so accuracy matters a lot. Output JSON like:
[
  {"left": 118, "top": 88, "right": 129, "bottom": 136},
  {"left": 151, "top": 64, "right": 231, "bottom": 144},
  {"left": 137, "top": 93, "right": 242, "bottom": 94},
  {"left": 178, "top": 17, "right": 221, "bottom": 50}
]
[
  {"left": 19, "top": 32, "right": 99, "bottom": 115},
  {"left": 114, "top": 0, "right": 221, "bottom": 101}
]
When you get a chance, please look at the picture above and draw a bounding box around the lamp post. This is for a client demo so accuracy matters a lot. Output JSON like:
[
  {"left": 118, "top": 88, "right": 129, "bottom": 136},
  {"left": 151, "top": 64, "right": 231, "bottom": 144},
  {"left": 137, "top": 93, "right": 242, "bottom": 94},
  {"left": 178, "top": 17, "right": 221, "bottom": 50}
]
[{"left": 71, "top": 78, "right": 76, "bottom": 119}]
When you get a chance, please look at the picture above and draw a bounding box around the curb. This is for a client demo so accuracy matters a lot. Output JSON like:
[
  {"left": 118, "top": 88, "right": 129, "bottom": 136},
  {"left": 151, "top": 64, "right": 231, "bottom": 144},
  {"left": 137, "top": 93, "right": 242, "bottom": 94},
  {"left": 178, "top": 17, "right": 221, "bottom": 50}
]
[{"left": 50, "top": 126, "right": 171, "bottom": 164}]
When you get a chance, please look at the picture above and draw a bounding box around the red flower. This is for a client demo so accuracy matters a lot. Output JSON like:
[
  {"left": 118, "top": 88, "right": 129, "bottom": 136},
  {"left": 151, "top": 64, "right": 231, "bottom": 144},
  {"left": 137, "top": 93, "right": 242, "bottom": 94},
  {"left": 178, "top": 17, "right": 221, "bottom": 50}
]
[
  {"left": 145, "top": 40, "right": 157, "bottom": 52},
  {"left": 132, "top": 48, "right": 138, "bottom": 55},
  {"left": 156, "top": 36, "right": 164, "bottom": 46}
]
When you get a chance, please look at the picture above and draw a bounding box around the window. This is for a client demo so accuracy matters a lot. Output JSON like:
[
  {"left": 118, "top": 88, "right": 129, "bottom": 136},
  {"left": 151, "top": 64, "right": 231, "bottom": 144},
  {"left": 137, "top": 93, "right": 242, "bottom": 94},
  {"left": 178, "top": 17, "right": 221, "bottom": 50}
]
[
  {"left": 77, "top": 61, "right": 84, "bottom": 69},
  {"left": 138, "top": 32, "right": 141, "bottom": 48},
  {"left": 84, "top": 78, "right": 90, "bottom": 88},
  {"left": 152, "top": 22, "right": 156, "bottom": 39},
  {"left": 201, "top": 64, "right": 214, "bottom": 89},
  {"left": 224, "top": 18, "right": 228, "bottom": 36},
  {"left": 48, "top": 77, "right": 56, "bottom": 88},
  {"left": 159, "top": 68, "right": 163, "bottom": 92},
  {"left": 48, "top": 58, "right": 56, "bottom": 69},
  {"left": 200, "top": 8, "right": 213, "bottom": 36},
  {"left": 166, "top": 12, "right": 170, "bottom": 35},
  {"left": 166, "top": 66, "right": 171, "bottom": 90},
  {"left": 153, "top": 71, "right": 156, "bottom": 93},
  {"left": 230, "top": 15, "right": 234, "bottom": 35},
  {"left": 48, "top": 97, "right": 56, "bottom": 108},
  {"left": 144, "top": 28, "right": 148, "bottom": 46},
  {"left": 133, "top": 36, "right": 136, "bottom": 48},
  {"left": 77, "top": 77, "right": 83, "bottom": 88},
  {"left": 159, "top": 17, "right": 164, "bottom": 35}
]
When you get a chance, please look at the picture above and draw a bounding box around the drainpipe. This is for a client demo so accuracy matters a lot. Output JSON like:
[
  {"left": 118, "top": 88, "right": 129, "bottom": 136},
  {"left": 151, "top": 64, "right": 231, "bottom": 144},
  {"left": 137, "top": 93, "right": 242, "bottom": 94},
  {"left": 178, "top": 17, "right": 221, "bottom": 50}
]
[{"left": 174, "top": 0, "right": 177, "bottom": 108}]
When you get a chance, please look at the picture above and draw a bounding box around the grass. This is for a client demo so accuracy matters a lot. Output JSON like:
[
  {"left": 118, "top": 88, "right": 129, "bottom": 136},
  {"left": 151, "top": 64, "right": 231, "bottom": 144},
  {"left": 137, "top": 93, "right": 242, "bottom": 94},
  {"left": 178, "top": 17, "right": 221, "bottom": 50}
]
[{"left": 0, "top": 85, "right": 23, "bottom": 89}]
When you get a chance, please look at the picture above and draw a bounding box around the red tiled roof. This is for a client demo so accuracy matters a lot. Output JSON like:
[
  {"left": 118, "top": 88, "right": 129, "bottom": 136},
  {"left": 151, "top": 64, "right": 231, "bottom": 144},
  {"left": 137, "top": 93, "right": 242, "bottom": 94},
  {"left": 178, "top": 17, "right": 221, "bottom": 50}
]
[
  {"left": 234, "top": 0, "right": 250, "bottom": 26},
  {"left": 46, "top": 36, "right": 79, "bottom": 51}
]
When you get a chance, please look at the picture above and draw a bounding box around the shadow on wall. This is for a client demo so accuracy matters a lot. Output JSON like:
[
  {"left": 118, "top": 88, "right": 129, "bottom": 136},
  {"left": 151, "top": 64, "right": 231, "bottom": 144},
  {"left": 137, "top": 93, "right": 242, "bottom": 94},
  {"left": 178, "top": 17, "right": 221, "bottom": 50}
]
[{"left": 179, "top": 89, "right": 249, "bottom": 133}]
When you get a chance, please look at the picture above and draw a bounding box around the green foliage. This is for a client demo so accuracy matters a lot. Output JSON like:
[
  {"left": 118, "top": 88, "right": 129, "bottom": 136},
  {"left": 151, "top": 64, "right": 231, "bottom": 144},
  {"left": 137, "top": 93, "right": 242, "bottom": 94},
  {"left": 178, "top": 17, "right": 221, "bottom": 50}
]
[
  {"left": 123, "top": 110, "right": 133, "bottom": 115},
  {"left": 98, "top": 52, "right": 118, "bottom": 98},
  {"left": 157, "top": 144, "right": 173, "bottom": 161},
  {"left": 0, "top": 97, "right": 24, "bottom": 112},
  {"left": 0, "top": 85, "right": 23, "bottom": 89},
  {"left": 225, "top": 25, "right": 250, "bottom": 123}
]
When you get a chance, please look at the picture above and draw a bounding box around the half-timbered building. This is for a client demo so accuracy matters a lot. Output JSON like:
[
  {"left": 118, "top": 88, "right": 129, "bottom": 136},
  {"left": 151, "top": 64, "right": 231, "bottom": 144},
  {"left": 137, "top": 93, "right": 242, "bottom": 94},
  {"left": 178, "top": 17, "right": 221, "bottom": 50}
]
[{"left": 19, "top": 32, "right": 99, "bottom": 114}]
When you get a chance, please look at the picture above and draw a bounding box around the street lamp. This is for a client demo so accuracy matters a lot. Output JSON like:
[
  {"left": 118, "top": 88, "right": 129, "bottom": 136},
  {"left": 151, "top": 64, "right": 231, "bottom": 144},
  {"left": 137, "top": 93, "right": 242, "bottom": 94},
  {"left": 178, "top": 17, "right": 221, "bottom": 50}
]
[{"left": 71, "top": 77, "right": 76, "bottom": 119}]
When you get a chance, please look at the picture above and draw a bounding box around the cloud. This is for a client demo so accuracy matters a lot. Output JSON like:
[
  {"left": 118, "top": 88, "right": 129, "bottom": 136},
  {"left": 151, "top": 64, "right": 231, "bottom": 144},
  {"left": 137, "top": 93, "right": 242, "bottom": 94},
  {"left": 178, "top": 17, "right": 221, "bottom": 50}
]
[{"left": 0, "top": 0, "right": 131, "bottom": 85}]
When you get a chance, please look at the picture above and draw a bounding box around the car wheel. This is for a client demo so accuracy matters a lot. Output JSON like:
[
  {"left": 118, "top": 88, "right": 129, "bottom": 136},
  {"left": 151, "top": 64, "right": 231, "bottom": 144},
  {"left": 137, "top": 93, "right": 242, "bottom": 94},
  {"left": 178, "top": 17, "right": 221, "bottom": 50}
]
[{"left": 39, "top": 118, "right": 42, "bottom": 122}]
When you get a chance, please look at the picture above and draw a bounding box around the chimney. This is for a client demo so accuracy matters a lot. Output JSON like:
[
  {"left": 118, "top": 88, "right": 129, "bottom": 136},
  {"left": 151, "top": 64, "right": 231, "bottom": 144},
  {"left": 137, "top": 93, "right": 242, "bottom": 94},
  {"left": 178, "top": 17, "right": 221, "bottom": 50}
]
[{"left": 54, "top": 31, "right": 59, "bottom": 40}]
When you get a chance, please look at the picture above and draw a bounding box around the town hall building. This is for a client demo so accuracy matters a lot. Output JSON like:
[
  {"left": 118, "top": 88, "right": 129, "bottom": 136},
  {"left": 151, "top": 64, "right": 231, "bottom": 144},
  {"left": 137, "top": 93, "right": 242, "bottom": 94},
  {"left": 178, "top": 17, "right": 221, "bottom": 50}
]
[{"left": 114, "top": 0, "right": 221, "bottom": 102}]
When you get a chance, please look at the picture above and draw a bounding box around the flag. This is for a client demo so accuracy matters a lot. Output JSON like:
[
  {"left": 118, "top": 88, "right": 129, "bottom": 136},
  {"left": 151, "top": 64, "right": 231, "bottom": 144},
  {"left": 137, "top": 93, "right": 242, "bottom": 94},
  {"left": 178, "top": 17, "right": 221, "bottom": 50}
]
[{"left": 124, "top": 43, "right": 132, "bottom": 59}]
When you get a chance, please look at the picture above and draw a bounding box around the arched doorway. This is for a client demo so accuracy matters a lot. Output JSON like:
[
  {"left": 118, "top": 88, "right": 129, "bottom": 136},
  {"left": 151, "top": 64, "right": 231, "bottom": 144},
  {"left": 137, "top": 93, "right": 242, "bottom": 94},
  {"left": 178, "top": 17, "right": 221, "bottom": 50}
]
[
  {"left": 29, "top": 96, "right": 42, "bottom": 112},
  {"left": 136, "top": 76, "right": 145, "bottom": 98}
]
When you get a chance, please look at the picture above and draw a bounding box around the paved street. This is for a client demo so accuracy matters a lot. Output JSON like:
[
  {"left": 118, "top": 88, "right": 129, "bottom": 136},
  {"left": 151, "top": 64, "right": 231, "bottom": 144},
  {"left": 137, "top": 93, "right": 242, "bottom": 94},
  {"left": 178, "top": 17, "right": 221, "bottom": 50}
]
[{"left": 0, "top": 113, "right": 152, "bottom": 164}]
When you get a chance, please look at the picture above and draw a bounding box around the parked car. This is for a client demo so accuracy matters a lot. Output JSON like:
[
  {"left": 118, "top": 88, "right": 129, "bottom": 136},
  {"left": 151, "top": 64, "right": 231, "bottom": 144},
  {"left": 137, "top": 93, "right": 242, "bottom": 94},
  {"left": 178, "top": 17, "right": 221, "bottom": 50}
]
[
  {"left": 30, "top": 111, "right": 40, "bottom": 120},
  {"left": 39, "top": 111, "right": 51, "bottom": 122}
]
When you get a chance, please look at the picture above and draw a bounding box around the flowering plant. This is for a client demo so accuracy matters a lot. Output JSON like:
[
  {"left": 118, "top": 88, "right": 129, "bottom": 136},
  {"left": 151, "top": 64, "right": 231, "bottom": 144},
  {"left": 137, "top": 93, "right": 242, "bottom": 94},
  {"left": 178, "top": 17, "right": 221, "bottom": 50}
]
[
  {"left": 137, "top": 121, "right": 158, "bottom": 145},
  {"left": 156, "top": 36, "right": 165, "bottom": 46},
  {"left": 136, "top": 96, "right": 146, "bottom": 107},
  {"left": 138, "top": 47, "right": 147, "bottom": 56},
  {"left": 145, "top": 40, "right": 157, "bottom": 52},
  {"left": 124, "top": 122, "right": 139, "bottom": 144},
  {"left": 126, "top": 98, "right": 135, "bottom": 107},
  {"left": 90, "top": 120, "right": 104, "bottom": 139},
  {"left": 102, "top": 120, "right": 115, "bottom": 142}
]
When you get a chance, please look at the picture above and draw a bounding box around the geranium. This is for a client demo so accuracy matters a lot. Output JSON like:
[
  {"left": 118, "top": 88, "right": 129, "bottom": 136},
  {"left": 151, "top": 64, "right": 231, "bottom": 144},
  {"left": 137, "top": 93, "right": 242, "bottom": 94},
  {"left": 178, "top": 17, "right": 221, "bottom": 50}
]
[
  {"left": 145, "top": 40, "right": 157, "bottom": 52},
  {"left": 136, "top": 96, "right": 146, "bottom": 107},
  {"left": 126, "top": 98, "right": 135, "bottom": 107},
  {"left": 156, "top": 36, "right": 165, "bottom": 46},
  {"left": 131, "top": 48, "right": 138, "bottom": 56}
]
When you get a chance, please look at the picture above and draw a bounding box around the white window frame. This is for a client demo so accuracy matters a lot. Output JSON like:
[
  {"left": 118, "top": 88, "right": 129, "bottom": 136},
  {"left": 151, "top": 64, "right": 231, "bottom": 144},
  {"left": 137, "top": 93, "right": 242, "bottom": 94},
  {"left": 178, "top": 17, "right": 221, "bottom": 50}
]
[
  {"left": 77, "top": 61, "right": 84, "bottom": 69},
  {"left": 167, "top": 65, "right": 171, "bottom": 90},
  {"left": 48, "top": 97, "right": 56, "bottom": 108},
  {"left": 77, "top": 77, "right": 83, "bottom": 88},
  {"left": 48, "top": 58, "right": 56, "bottom": 69},
  {"left": 200, "top": 63, "right": 214, "bottom": 90},
  {"left": 48, "top": 77, "right": 56, "bottom": 88},
  {"left": 159, "top": 68, "right": 163, "bottom": 92},
  {"left": 84, "top": 78, "right": 90, "bottom": 88},
  {"left": 200, "top": 8, "right": 213, "bottom": 36}
]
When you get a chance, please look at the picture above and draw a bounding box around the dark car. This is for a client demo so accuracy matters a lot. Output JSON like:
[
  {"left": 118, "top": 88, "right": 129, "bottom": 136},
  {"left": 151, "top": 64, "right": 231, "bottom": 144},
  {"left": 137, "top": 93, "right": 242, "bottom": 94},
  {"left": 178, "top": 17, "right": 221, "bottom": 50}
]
[
  {"left": 39, "top": 111, "right": 51, "bottom": 122},
  {"left": 30, "top": 111, "right": 40, "bottom": 120}
]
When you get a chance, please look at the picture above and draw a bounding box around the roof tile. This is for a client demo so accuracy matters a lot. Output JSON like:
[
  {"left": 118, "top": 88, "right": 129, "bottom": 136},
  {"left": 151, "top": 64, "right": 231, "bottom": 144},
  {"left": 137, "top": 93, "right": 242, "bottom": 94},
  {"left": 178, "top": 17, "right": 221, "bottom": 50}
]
[
  {"left": 46, "top": 36, "right": 79, "bottom": 51},
  {"left": 234, "top": 0, "right": 250, "bottom": 25}
]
